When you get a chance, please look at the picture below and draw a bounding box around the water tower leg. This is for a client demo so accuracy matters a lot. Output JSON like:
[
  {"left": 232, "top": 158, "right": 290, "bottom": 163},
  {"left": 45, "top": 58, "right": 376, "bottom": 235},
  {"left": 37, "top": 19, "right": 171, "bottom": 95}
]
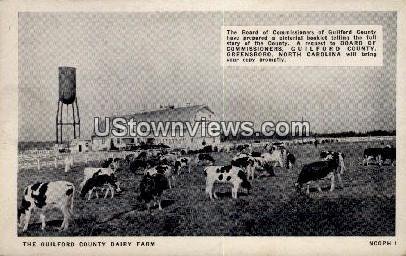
[
  {"left": 75, "top": 98, "right": 81, "bottom": 138},
  {"left": 56, "top": 101, "right": 60, "bottom": 144},
  {"left": 60, "top": 103, "right": 63, "bottom": 143},
  {"left": 72, "top": 102, "right": 76, "bottom": 139}
]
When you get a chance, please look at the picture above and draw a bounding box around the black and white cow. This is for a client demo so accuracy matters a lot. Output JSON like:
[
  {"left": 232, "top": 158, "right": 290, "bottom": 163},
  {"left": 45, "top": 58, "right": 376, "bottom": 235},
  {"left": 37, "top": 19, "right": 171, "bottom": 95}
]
[
  {"left": 174, "top": 157, "right": 191, "bottom": 174},
  {"left": 80, "top": 165, "right": 121, "bottom": 192},
  {"left": 320, "top": 150, "right": 345, "bottom": 174},
  {"left": 204, "top": 165, "right": 251, "bottom": 200},
  {"left": 80, "top": 170, "right": 121, "bottom": 200},
  {"left": 363, "top": 148, "right": 383, "bottom": 166},
  {"left": 144, "top": 165, "right": 176, "bottom": 189},
  {"left": 295, "top": 154, "right": 343, "bottom": 195},
  {"left": 138, "top": 173, "right": 170, "bottom": 212},
  {"left": 196, "top": 153, "right": 215, "bottom": 166},
  {"left": 18, "top": 181, "right": 75, "bottom": 232},
  {"left": 231, "top": 154, "right": 259, "bottom": 180}
]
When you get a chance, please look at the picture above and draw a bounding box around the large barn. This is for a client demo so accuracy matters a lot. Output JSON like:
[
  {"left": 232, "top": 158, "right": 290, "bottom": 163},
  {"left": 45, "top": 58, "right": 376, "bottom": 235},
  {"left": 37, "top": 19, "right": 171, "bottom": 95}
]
[{"left": 92, "top": 104, "right": 220, "bottom": 150}]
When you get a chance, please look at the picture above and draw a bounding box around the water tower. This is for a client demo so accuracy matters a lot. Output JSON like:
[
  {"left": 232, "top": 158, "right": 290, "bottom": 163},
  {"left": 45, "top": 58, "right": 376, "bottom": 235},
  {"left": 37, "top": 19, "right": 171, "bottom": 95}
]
[{"left": 56, "top": 66, "right": 80, "bottom": 144}]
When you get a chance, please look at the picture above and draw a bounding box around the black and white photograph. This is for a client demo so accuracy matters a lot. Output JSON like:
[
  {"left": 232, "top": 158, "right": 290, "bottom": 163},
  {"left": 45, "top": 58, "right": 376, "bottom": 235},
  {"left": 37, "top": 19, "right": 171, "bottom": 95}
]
[
  {"left": 1, "top": 1, "right": 405, "bottom": 254},
  {"left": 15, "top": 11, "right": 396, "bottom": 237}
]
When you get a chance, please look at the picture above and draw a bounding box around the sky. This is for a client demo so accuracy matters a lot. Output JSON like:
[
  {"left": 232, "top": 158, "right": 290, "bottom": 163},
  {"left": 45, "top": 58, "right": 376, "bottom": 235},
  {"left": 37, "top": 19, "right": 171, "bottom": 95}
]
[{"left": 18, "top": 12, "right": 396, "bottom": 141}]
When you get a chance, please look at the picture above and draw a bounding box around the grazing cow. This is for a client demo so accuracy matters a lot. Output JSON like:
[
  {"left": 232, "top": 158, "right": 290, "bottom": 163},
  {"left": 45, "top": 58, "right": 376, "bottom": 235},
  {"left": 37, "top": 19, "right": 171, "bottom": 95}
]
[
  {"left": 174, "top": 157, "right": 191, "bottom": 174},
  {"left": 138, "top": 173, "right": 170, "bottom": 212},
  {"left": 18, "top": 181, "right": 75, "bottom": 232},
  {"left": 231, "top": 154, "right": 258, "bottom": 180},
  {"left": 144, "top": 165, "right": 176, "bottom": 189},
  {"left": 363, "top": 148, "right": 383, "bottom": 166},
  {"left": 381, "top": 146, "right": 396, "bottom": 166},
  {"left": 129, "top": 158, "right": 158, "bottom": 173},
  {"left": 204, "top": 165, "right": 251, "bottom": 200},
  {"left": 197, "top": 153, "right": 215, "bottom": 165},
  {"left": 80, "top": 170, "right": 121, "bottom": 200},
  {"left": 80, "top": 165, "right": 121, "bottom": 194},
  {"left": 295, "top": 154, "right": 343, "bottom": 195}
]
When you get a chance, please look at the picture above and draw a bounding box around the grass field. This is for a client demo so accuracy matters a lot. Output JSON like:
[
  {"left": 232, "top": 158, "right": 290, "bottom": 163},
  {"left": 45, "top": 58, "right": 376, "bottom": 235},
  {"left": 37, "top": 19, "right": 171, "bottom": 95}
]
[{"left": 17, "top": 140, "right": 395, "bottom": 236}]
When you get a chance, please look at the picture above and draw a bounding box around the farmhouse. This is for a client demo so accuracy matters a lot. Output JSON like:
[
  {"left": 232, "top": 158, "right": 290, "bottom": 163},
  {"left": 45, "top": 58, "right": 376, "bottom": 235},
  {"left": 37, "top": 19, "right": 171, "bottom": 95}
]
[{"left": 92, "top": 104, "right": 220, "bottom": 150}]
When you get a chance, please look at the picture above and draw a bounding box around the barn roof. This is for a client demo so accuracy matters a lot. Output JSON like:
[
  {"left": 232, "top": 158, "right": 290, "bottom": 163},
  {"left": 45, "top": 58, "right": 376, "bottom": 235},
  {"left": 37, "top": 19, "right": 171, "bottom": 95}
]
[
  {"left": 91, "top": 105, "right": 215, "bottom": 137},
  {"left": 117, "top": 104, "right": 214, "bottom": 122}
]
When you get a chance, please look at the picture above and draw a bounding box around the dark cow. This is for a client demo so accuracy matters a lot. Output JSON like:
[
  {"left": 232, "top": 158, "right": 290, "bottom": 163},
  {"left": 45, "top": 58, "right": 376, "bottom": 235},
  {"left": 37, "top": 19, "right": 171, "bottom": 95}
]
[
  {"left": 295, "top": 154, "right": 343, "bottom": 195},
  {"left": 144, "top": 165, "right": 175, "bottom": 188},
  {"left": 101, "top": 158, "right": 114, "bottom": 168},
  {"left": 80, "top": 170, "right": 121, "bottom": 200},
  {"left": 197, "top": 153, "right": 215, "bottom": 165},
  {"left": 129, "top": 159, "right": 157, "bottom": 173},
  {"left": 251, "top": 151, "right": 262, "bottom": 157},
  {"left": 381, "top": 146, "right": 396, "bottom": 166},
  {"left": 138, "top": 173, "right": 170, "bottom": 212},
  {"left": 204, "top": 165, "right": 251, "bottom": 200},
  {"left": 363, "top": 148, "right": 383, "bottom": 166},
  {"left": 18, "top": 181, "right": 75, "bottom": 232}
]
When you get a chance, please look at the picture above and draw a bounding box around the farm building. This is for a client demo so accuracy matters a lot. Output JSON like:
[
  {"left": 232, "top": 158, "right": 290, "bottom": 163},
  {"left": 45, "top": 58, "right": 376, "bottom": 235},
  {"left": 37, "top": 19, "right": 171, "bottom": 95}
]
[
  {"left": 69, "top": 139, "right": 91, "bottom": 153},
  {"left": 91, "top": 104, "right": 220, "bottom": 150}
]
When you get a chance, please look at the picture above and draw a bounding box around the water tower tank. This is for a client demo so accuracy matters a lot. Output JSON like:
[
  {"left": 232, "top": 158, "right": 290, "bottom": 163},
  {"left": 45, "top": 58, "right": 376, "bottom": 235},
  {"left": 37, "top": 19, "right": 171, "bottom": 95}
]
[{"left": 58, "top": 66, "right": 76, "bottom": 105}]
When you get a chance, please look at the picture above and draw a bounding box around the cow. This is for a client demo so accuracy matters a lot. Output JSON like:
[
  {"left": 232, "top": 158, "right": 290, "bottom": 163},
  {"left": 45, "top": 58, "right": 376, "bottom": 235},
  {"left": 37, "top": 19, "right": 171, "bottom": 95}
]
[
  {"left": 129, "top": 158, "right": 158, "bottom": 173},
  {"left": 381, "top": 146, "right": 396, "bottom": 166},
  {"left": 159, "top": 153, "right": 178, "bottom": 166},
  {"left": 251, "top": 151, "right": 262, "bottom": 157},
  {"left": 196, "top": 153, "right": 215, "bottom": 166},
  {"left": 174, "top": 157, "right": 191, "bottom": 174},
  {"left": 295, "top": 154, "right": 343, "bottom": 195},
  {"left": 320, "top": 150, "right": 345, "bottom": 174},
  {"left": 204, "top": 165, "right": 251, "bottom": 200},
  {"left": 101, "top": 157, "right": 122, "bottom": 170},
  {"left": 80, "top": 170, "right": 121, "bottom": 200},
  {"left": 261, "top": 148, "right": 284, "bottom": 168},
  {"left": 138, "top": 173, "right": 170, "bottom": 212},
  {"left": 18, "top": 181, "right": 75, "bottom": 232},
  {"left": 231, "top": 154, "right": 259, "bottom": 180},
  {"left": 144, "top": 165, "right": 176, "bottom": 189},
  {"left": 363, "top": 148, "right": 383, "bottom": 166}
]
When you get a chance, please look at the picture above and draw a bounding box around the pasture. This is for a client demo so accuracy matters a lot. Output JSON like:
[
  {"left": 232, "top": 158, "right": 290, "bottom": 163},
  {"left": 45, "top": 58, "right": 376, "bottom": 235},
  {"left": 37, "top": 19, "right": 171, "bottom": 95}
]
[{"left": 17, "top": 140, "right": 395, "bottom": 236}]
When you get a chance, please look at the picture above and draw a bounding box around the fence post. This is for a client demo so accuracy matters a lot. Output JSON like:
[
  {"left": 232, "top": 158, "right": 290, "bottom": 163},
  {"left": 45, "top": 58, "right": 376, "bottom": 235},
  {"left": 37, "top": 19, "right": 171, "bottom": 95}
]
[
  {"left": 54, "top": 156, "right": 58, "bottom": 168},
  {"left": 37, "top": 158, "right": 40, "bottom": 171}
]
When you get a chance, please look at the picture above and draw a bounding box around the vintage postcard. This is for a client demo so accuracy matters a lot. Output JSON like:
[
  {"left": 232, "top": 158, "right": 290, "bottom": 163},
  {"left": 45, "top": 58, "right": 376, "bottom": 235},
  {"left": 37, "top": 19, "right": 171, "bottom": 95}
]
[{"left": 0, "top": 0, "right": 405, "bottom": 255}]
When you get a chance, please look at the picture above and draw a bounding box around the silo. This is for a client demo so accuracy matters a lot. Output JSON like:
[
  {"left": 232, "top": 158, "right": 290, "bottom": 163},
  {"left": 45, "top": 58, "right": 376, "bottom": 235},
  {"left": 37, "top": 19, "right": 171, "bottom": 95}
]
[{"left": 56, "top": 66, "right": 81, "bottom": 144}]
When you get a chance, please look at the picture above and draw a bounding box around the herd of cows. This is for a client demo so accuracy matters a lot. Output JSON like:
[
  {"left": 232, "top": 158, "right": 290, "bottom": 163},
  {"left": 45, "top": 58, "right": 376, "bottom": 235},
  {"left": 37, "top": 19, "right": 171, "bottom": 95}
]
[{"left": 17, "top": 142, "right": 396, "bottom": 233}]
